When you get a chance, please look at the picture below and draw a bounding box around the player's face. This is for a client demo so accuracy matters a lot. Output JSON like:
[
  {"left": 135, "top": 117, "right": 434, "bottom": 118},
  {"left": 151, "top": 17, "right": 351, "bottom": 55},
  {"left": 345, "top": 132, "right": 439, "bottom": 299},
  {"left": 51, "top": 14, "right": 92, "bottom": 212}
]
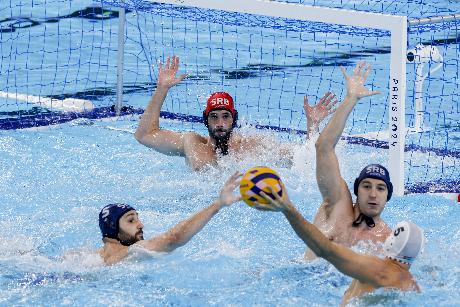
[
  {"left": 357, "top": 178, "right": 388, "bottom": 218},
  {"left": 207, "top": 110, "right": 234, "bottom": 140},
  {"left": 118, "top": 210, "right": 144, "bottom": 245}
]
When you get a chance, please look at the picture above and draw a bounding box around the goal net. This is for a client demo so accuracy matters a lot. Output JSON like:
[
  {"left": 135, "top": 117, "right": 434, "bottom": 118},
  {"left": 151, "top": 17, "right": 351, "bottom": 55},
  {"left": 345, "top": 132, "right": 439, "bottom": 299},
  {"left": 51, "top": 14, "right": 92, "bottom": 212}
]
[{"left": 1, "top": 0, "right": 458, "bottom": 195}]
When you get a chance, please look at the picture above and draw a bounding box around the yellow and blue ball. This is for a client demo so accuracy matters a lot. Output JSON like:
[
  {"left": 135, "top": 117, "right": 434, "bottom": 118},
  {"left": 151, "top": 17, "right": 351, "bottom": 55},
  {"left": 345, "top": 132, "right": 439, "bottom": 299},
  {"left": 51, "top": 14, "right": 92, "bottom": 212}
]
[{"left": 239, "top": 166, "right": 283, "bottom": 208}]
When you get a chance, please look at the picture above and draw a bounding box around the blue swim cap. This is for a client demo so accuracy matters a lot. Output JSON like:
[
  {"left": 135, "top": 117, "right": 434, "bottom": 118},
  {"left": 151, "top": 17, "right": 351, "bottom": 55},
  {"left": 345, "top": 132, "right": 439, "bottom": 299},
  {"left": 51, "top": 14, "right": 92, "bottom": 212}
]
[
  {"left": 353, "top": 164, "right": 393, "bottom": 201},
  {"left": 99, "top": 203, "right": 135, "bottom": 239}
]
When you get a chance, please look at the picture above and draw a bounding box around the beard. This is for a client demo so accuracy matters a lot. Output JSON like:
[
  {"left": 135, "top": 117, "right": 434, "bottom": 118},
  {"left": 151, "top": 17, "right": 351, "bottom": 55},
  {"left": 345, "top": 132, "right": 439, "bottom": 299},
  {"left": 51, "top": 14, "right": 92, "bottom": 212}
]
[
  {"left": 118, "top": 229, "right": 144, "bottom": 246},
  {"left": 208, "top": 127, "right": 233, "bottom": 155}
]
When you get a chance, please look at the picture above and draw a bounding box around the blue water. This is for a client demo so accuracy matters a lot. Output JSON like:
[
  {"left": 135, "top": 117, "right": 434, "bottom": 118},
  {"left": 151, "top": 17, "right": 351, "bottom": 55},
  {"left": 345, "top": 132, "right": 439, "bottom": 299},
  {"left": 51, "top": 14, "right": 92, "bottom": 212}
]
[
  {"left": 0, "top": 118, "right": 459, "bottom": 306},
  {"left": 1, "top": 0, "right": 459, "bottom": 306}
]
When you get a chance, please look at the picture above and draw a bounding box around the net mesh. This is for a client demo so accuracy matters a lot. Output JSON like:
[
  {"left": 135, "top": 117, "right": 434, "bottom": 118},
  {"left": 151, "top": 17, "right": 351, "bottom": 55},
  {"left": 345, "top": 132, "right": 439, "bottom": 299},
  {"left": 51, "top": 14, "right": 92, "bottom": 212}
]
[{"left": 0, "top": 0, "right": 458, "bottom": 193}]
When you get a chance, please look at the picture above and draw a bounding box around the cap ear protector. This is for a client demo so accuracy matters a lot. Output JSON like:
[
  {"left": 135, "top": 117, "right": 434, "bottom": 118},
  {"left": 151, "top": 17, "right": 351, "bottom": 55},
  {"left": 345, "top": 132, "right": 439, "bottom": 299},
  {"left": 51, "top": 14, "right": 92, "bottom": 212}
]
[
  {"left": 203, "top": 109, "right": 238, "bottom": 128},
  {"left": 354, "top": 165, "right": 393, "bottom": 201}
]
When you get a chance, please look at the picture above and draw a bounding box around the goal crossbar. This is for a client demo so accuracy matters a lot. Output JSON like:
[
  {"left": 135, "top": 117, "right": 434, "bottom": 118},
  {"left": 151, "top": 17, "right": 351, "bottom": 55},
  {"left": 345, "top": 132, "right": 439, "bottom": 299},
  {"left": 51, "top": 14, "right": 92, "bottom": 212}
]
[{"left": 132, "top": 0, "right": 408, "bottom": 195}]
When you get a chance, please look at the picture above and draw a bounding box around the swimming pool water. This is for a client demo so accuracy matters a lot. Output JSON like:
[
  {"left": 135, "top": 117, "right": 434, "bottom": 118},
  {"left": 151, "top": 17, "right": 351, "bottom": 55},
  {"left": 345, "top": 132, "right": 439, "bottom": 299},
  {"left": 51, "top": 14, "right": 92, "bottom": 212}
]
[
  {"left": 1, "top": 0, "right": 459, "bottom": 305},
  {"left": 0, "top": 119, "right": 459, "bottom": 306}
]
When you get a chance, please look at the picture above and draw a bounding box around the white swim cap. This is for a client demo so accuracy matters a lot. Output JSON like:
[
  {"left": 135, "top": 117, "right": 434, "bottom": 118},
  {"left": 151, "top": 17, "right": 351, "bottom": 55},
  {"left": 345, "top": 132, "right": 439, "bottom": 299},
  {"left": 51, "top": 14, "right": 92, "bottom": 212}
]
[{"left": 383, "top": 221, "right": 425, "bottom": 265}]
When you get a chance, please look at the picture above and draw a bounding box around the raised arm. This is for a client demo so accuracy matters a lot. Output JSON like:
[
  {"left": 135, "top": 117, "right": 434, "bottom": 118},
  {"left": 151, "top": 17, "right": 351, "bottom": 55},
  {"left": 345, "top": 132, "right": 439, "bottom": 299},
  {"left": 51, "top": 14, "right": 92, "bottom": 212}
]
[
  {"left": 259, "top": 184, "right": 389, "bottom": 287},
  {"left": 286, "top": 202, "right": 388, "bottom": 286},
  {"left": 315, "top": 62, "right": 380, "bottom": 207},
  {"left": 273, "top": 92, "right": 337, "bottom": 165},
  {"left": 134, "top": 55, "right": 188, "bottom": 156},
  {"left": 140, "top": 172, "right": 242, "bottom": 252},
  {"left": 304, "top": 92, "right": 337, "bottom": 139}
]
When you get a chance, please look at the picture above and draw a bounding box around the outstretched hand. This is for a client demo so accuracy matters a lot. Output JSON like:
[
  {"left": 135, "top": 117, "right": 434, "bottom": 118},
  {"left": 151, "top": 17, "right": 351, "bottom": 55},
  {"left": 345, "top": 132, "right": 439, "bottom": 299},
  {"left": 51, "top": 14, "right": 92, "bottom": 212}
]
[
  {"left": 340, "top": 61, "right": 380, "bottom": 100},
  {"left": 304, "top": 92, "right": 337, "bottom": 127},
  {"left": 156, "top": 55, "right": 188, "bottom": 90},
  {"left": 218, "top": 172, "right": 243, "bottom": 207},
  {"left": 253, "top": 181, "right": 292, "bottom": 212}
]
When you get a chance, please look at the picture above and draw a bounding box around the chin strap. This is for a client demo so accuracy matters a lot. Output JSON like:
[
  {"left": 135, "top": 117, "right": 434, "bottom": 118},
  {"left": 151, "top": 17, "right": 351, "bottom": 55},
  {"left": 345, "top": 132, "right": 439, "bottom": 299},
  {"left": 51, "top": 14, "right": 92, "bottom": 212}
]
[{"left": 352, "top": 213, "right": 375, "bottom": 228}]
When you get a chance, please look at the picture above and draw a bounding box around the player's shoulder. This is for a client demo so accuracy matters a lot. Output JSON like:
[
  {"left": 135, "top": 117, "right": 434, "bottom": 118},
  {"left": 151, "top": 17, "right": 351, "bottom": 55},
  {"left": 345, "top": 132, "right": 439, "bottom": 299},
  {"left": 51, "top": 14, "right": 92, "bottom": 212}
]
[
  {"left": 233, "top": 132, "right": 267, "bottom": 147},
  {"left": 183, "top": 131, "right": 207, "bottom": 143}
]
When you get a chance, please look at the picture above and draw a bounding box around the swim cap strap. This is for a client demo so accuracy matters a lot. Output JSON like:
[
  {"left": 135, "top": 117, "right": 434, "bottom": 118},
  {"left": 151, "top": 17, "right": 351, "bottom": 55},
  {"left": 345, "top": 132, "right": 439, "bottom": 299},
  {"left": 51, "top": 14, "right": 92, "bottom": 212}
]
[{"left": 352, "top": 213, "right": 375, "bottom": 228}]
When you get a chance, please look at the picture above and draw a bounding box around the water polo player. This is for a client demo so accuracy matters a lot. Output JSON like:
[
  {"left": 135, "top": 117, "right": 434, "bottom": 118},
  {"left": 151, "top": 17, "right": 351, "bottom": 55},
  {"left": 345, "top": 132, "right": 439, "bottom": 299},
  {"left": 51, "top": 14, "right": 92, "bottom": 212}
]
[
  {"left": 305, "top": 62, "right": 392, "bottom": 259},
  {"left": 257, "top": 182, "right": 424, "bottom": 306},
  {"left": 134, "top": 55, "right": 336, "bottom": 171},
  {"left": 97, "top": 172, "right": 242, "bottom": 265}
]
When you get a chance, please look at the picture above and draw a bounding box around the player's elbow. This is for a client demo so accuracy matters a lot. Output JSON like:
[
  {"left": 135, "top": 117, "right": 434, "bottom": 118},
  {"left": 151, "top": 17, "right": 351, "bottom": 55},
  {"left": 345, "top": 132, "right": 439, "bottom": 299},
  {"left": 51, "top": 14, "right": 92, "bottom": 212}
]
[
  {"left": 312, "top": 247, "right": 326, "bottom": 259},
  {"left": 134, "top": 129, "right": 144, "bottom": 143},
  {"left": 316, "top": 241, "right": 343, "bottom": 263},
  {"left": 134, "top": 128, "right": 156, "bottom": 146},
  {"left": 371, "top": 269, "right": 394, "bottom": 287},
  {"left": 304, "top": 239, "right": 331, "bottom": 260},
  {"left": 134, "top": 132, "right": 149, "bottom": 147},
  {"left": 159, "top": 232, "right": 185, "bottom": 253},
  {"left": 315, "top": 134, "right": 332, "bottom": 153},
  {"left": 166, "top": 231, "right": 187, "bottom": 248}
]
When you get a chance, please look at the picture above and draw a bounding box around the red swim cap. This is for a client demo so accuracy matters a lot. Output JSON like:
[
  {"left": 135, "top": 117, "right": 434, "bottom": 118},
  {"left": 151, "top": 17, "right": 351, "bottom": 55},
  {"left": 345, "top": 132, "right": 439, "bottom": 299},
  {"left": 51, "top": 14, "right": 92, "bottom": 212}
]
[{"left": 204, "top": 92, "right": 236, "bottom": 116}]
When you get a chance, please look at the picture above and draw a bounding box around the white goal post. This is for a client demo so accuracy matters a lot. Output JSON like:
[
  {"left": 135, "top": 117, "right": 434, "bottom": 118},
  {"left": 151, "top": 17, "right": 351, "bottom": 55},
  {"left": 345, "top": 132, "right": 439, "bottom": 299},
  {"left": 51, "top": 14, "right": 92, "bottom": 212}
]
[{"left": 121, "top": 0, "right": 407, "bottom": 195}]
